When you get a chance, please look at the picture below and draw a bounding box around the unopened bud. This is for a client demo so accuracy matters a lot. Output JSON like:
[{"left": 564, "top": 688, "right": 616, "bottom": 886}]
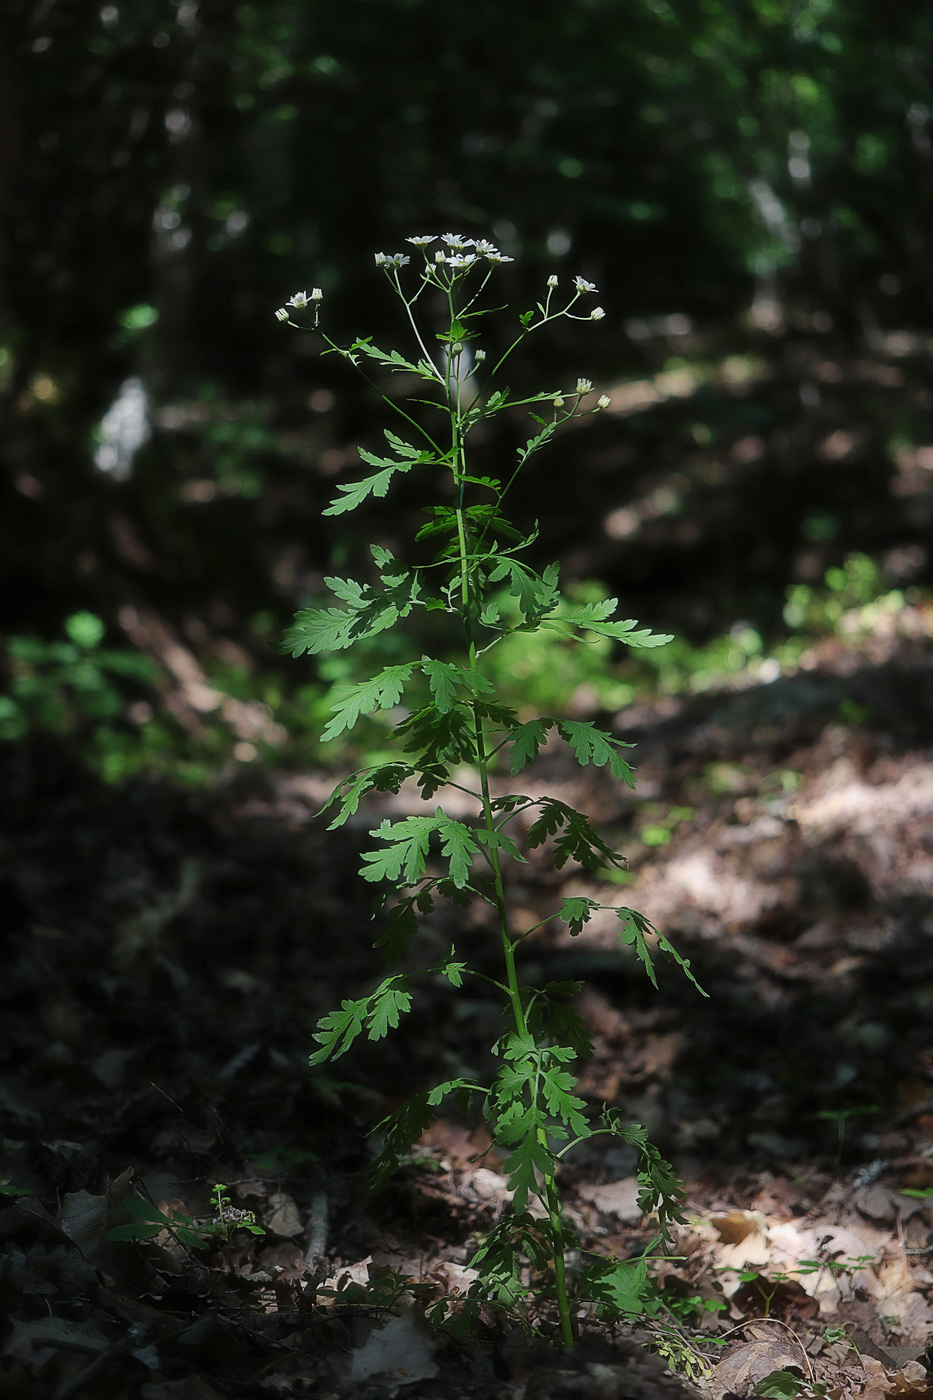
[
  {"left": 435, "top": 250, "right": 446, "bottom": 263},
  {"left": 547, "top": 274, "right": 559, "bottom": 288},
  {"left": 553, "top": 394, "right": 565, "bottom": 408},
  {"left": 590, "top": 306, "right": 606, "bottom": 321},
  {"left": 597, "top": 394, "right": 611, "bottom": 409},
  {"left": 311, "top": 287, "right": 323, "bottom": 301},
  {"left": 275, "top": 307, "right": 289, "bottom": 321},
  {"left": 474, "top": 349, "right": 486, "bottom": 363}
]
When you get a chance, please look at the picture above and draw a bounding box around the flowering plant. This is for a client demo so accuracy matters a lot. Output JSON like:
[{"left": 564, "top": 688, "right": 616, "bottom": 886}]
[{"left": 278, "top": 235, "right": 703, "bottom": 1346}]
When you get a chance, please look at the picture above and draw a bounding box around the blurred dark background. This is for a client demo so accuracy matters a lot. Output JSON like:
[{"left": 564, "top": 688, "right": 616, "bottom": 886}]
[{"left": 2, "top": 0, "right": 932, "bottom": 778}]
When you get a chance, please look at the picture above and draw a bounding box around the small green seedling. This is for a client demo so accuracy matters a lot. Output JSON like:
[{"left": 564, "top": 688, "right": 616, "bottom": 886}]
[
  {"left": 278, "top": 235, "right": 706, "bottom": 1347},
  {"left": 109, "top": 1183, "right": 265, "bottom": 1250},
  {"left": 815, "top": 1105, "right": 881, "bottom": 1165}
]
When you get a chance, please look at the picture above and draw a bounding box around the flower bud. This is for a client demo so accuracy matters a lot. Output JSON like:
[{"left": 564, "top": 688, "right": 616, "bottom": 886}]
[
  {"left": 575, "top": 377, "right": 593, "bottom": 395},
  {"left": 597, "top": 394, "right": 611, "bottom": 409},
  {"left": 475, "top": 349, "right": 486, "bottom": 363},
  {"left": 374, "top": 252, "right": 387, "bottom": 266},
  {"left": 590, "top": 306, "right": 606, "bottom": 321},
  {"left": 435, "top": 250, "right": 446, "bottom": 263},
  {"left": 275, "top": 307, "right": 289, "bottom": 321},
  {"left": 553, "top": 394, "right": 565, "bottom": 408},
  {"left": 311, "top": 287, "right": 323, "bottom": 301},
  {"left": 547, "top": 275, "right": 559, "bottom": 288}
]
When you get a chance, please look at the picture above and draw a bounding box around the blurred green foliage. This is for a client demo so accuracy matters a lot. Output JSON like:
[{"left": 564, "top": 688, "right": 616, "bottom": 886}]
[{"left": 4, "top": 554, "right": 922, "bottom": 784}]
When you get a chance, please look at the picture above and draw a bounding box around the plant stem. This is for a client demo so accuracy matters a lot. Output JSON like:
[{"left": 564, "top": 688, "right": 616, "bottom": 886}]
[{"left": 451, "top": 382, "right": 575, "bottom": 1348}]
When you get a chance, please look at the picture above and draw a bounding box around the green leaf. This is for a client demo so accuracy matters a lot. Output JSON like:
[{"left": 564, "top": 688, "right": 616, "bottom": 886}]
[
  {"left": 322, "top": 460, "right": 414, "bottom": 516},
  {"left": 518, "top": 419, "right": 556, "bottom": 464},
  {"left": 556, "top": 720, "right": 636, "bottom": 787},
  {"left": 309, "top": 996, "right": 368, "bottom": 1063},
  {"left": 431, "top": 946, "right": 467, "bottom": 987},
  {"left": 538, "top": 1063, "right": 589, "bottom": 1136},
  {"left": 376, "top": 888, "right": 433, "bottom": 964},
  {"left": 108, "top": 1221, "right": 165, "bottom": 1241},
  {"left": 426, "top": 1077, "right": 485, "bottom": 1108},
  {"left": 383, "top": 430, "right": 432, "bottom": 459},
  {"left": 398, "top": 704, "right": 475, "bottom": 771},
  {"left": 317, "top": 763, "right": 413, "bottom": 830},
  {"left": 551, "top": 605, "right": 674, "bottom": 648},
  {"left": 488, "top": 558, "right": 560, "bottom": 625},
  {"left": 526, "top": 798, "right": 623, "bottom": 871},
  {"left": 476, "top": 828, "right": 526, "bottom": 866},
  {"left": 583, "top": 1255, "right": 654, "bottom": 1317},
  {"left": 360, "top": 816, "right": 436, "bottom": 886},
  {"left": 370, "top": 1093, "right": 436, "bottom": 1190},
  {"left": 352, "top": 340, "right": 436, "bottom": 378},
  {"left": 366, "top": 978, "right": 414, "bottom": 1040},
  {"left": 436, "top": 813, "right": 480, "bottom": 888},
  {"left": 509, "top": 717, "right": 554, "bottom": 774},
  {"left": 321, "top": 664, "right": 416, "bottom": 741},
  {"left": 559, "top": 895, "right": 601, "bottom": 936},
  {"left": 420, "top": 657, "right": 461, "bottom": 713},
  {"left": 500, "top": 1132, "right": 554, "bottom": 1214},
  {"left": 757, "top": 1373, "right": 805, "bottom": 1400},
  {"left": 635, "top": 1138, "right": 688, "bottom": 1237},
  {"left": 282, "top": 569, "right": 423, "bottom": 657},
  {"left": 615, "top": 909, "right": 707, "bottom": 995},
  {"left": 308, "top": 974, "right": 413, "bottom": 1064}
]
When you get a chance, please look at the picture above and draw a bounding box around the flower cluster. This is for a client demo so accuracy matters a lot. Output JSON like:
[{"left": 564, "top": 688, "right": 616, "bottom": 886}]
[
  {"left": 399, "top": 233, "right": 515, "bottom": 266},
  {"left": 274, "top": 288, "right": 322, "bottom": 323}
]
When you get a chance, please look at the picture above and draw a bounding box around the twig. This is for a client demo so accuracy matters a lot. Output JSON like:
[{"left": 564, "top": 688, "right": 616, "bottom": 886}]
[
  {"left": 305, "top": 1190, "right": 329, "bottom": 1266},
  {"left": 50, "top": 1327, "right": 149, "bottom": 1400}
]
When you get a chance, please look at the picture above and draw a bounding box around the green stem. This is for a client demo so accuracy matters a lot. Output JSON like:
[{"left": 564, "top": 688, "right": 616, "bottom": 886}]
[
  {"left": 449, "top": 362, "right": 577, "bottom": 1348},
  {"left": 540, "top": 1143, "right": 575, "bottom": 1349}
]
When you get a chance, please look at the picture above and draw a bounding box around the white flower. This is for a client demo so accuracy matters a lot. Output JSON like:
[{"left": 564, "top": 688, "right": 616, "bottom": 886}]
[
  {"left": 575, "top": 378, "right": 593, "bottom": 395},
  {"left": 574, "top": 276, "right": 598, "bottom": 294},
  {"left": 311, "top": 287, "right": 323, "bottom": 301},
  {"left": 485, "top": 252, "right": 514, "bottom": 264},
  {"left": 597, "top": 394, "right": 611, "bottom": 409},
  {"left": 446, "top": 253, "right": 477, "bottom": 270},
  {"left": 441, "top": 233, "right": 474, "bottom": 250},
  {"left": 374, "top": 252, "right": 387, "bottom": 266},
  {"left": 474, "top": 349, "right": 486, "bottom": 363},
  {"left": 274, "top": 307, "right": 289, "bottom": 321},
  {"left": 379, "top": 253, "right": 410, "bottom": 269},
  {"left": 547, "top": 274, "right": 559, "bottom": 288},
  {"left": 590, "top": 306, "right": 606, "bottom": 320},
  {"left": 287, "top": 291, "right": 309, "bottom": 308},
  {"left": 472, "top": 239, "right": 499, "bottom": 256},
  {"left": 406, "top": 235, "right": 437, "bottom": 247}
]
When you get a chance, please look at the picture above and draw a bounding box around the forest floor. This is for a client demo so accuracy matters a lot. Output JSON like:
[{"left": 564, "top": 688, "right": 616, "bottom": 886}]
[{"left": 3, "top": 617, "right": 933, "bottom": 1400}]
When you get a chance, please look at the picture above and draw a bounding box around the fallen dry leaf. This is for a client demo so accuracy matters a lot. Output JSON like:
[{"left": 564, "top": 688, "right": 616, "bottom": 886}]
[
  {"left": 265, "top": 1191, "right": 303, "bottom": 1238},
  {"left": 339, "top": 1308, "right": 438, "bottom": 1393},
  {"left": 711, "top": 1334, "right": 808, "bottom": 1399},
  {"left": 578, "top": 1177, "right": 643, "bottom": 1223}
]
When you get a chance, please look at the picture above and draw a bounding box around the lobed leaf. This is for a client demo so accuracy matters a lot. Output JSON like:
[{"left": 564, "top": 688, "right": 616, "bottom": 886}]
[
  {"left": 509, "top": 717, "right": 554, "bottom": 774},
  {"left": 554, "top": 604, "right": 674, "bottom": 648},
  {"left": 500, "top": 1132, "right": 554, "bottom": 1215},
  {"left": 322, "top": 461, "right": 413, "bottom": 516},
  {"left": 420, "top": 656, "right": 461, "bottom": 713},
  {"left": 559, "top": 895, "right": 601, "bottom": 937},
  {"left": 556, "top": 720, "right": 636, "bottom": 787},
  {"left": 321, "top": 664, "right": 416, "bottom": 741}
]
